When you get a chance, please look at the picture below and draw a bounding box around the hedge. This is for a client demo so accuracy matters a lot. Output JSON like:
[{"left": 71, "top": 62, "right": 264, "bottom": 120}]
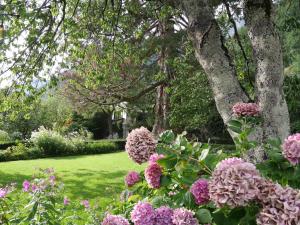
[{"left": 0, "top": 140, "right": 125, "bottom": 162}]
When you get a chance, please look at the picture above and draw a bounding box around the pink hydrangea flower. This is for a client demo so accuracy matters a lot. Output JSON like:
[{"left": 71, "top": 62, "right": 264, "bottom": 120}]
[
  {"left": 125, "top": 171, "right": 140, "bottom": 187},
  {"left": 0, "top": 188, "right": 8, "bottom": 198},
  {"left": 190, "top": 179, "right": 210, "bottom": 205},
  {"left": 209, "top": 157, "right": 262, "bottom": 207},
  {"left": 131, "top": 202, "right": 156, "bottom": 225},
  {"left": 102, "top": 214, "right": 130, "bottom": 225},
  {"left": 232, "top": 102, "right": 260, "bottom": 117},
  {"left": 81, "top": 200, "right": 90, "bottom": 209},
  {"left": 149, "top": 153, "right": 165, "bottom": 164},
  {"left": 282, "top": 133, "right": 300, "bottom": 165},
  {"left": 145, "top": 163, "right": 162, "bottom": 189},
  {"left": 256, "top": 179, "right": 300, "bottom": 225},
  {"left": 155, "top": 206, "right": 174, "bottom": 225},
  {"left": 22, "top": 180, "right": 31, "bottom": 192},
  {"left": 125, "top": 127, "right": 157, "bottom": 164},
  {"left": 172, "top": 208, "right": 199, "bottom": 225},
  {"left": 64, "top": 196, "right": 70, "bottom": 205}
]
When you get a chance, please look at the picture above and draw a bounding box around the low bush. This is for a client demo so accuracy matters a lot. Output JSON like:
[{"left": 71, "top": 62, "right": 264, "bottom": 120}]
[
  {"left": 0, "top": 139, "right": 121, "bottom": 162},
  {"left": 0, "top": 130, "right": 11, "bottom": 143},
  {"left": 31, "top": 127, "right": 76, "bottom": 156},
  {"left": 0, "top": 143, "right": 43, "bottom": 161},
  {"left": 81, "top": 141, "right": 118, "bottom": 154}
]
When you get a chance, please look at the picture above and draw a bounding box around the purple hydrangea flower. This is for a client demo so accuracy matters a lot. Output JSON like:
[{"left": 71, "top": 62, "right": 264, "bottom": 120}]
[
  {"left": 145, "top": 163, "right": 162, "bottom": 189},
  {"left": 282, "top": 133, "right": 300, "bottom": 165},
  {"left": 102, "top": 214, "right": 130, "bottom": 225},
  {"left": 232, "top": 102, "right": 260, "bottom": 117},
  {"left": 22, "top": 180, "right": 31, "bottom": 192},
  {"left": 125, "top": 171, "right": 140, "bottom": 187},
  {"left": 190, "top": 179, "right": 210, "bottom": 205},
  {"left": 131, "top": 202, "right": 156, "bottom": 225},
  {"left": 125, "top": 127, "right": 157, "bottom": 164},
  {"left": 209, "top": 157, "right": 262, "bottom": 207},
  {"left": 172, "top": 208, "right": 199, "bottom": 225},
  {"left": 155, "top": 206, "right": 174, "bottom": 225}
]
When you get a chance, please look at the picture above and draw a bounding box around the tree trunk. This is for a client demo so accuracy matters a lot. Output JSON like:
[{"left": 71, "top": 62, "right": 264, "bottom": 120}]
[
  {"left": 244, "top": 0, "right": 290, "bottom": 142},
  {"left": 107, "top": 111, "right": 113, "bottom": 138},
  {"left": 152, "top": 17, "right": 174, "bottom": 137},
  {"left": 180, "top": 0, "right": 249, "bottom": 136},
  {"left": 180, "top": 0, "right": 290, "bottom": 162},
  {"left": 153, "top": 84, "right": 169, "bottom": 137}
]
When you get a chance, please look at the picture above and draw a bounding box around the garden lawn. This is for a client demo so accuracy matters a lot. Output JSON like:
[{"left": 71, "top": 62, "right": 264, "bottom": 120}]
[{"left": 0, "top": 152, "right": 144, "bottom": 206}]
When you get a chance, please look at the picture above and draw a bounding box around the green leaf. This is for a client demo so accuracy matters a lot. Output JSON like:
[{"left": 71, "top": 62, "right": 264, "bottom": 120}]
[
  {"left": 228, "top": 119, "right": 242, "bottom": 128},
  {"left": 199, "top": 148, "right": 209, "bottom": 161},
  {"left": 228, "top": 125, "right": 242, "bottom": 134},
  {"left": 196, "top": 208, "right": 212, "bottom": 224},
  {"left": 157, "top": 156, "right": 177, "bottom": 169},
  {"left": 159, "top": 130, "right": 175, "bottom": 144}
]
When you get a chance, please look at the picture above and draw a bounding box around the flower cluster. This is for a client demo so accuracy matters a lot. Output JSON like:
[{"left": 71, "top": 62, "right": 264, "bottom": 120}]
[
  {"left": 131, "top": 202, "right": 156, "bottom": 225},
  {"left": 172, "top": 208, "right": 199, "bottom": 225},
  {"left": 81, "top": 199, "right": 90, "bottom": 209},
  {"left": 282, "top": 133, "right": 300, "bottom": 165},
  {"left": 125, "top": 171, "right": 140, "bottom": 187},
  {"left": 130, "top": 202, "right": 199, "bottom": 225},
  {"left": 190, "top": 179, "right": 209, "bottom": 205},
  {"left": 209, "top": 157, "right": 262, "bottom": 207},
  {"left": 149, "top": 153, "right": 165, "bottom": 164},
  {"left": 232, "top": 102, "right": 260, "bottom": 117},
  {"left": 145, "top": 162, "right": 162, "bottom": 189},
  {"left": 256, "top": 179, "right": 300, "bottom": 225},
  {"left": 125, "top": 127, "right": 157, "bottom": 164},
  {"left": 155, "top": 206, "right": 174, "bottom": 225},
  {"left": 102, "top": 214, "right": 130, "bottom": 225},
  {"left": 0, "top": 184, "right": 14, "bottom": 199}
]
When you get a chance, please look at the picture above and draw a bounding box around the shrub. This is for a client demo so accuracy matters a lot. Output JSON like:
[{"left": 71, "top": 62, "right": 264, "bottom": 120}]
[
  {"left": 81, "top": 141, "right": 118, "bottom": 154},
  {"left": 0, "top": 130, "right": 11, "bottom": 143},
  {"left": 31, "top": 127, "right": 76, "bottom": 156},
  {"left": 0, "top": 143, "right": 43, "bottom": 162}
]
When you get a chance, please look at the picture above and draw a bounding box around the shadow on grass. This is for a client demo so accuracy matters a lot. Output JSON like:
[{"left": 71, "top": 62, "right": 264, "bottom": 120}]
[
  {"left": 61, "top": 169, "right": 127, "bottom": 200},
  {"left": 0, "top": 171, "right": 32, "bottom": 187},
  {"left": 47, "top": 152, "right": 124, "bottom": 161},
  {"left": 0, "top": 168, "right": 128, "bottom": 203}
]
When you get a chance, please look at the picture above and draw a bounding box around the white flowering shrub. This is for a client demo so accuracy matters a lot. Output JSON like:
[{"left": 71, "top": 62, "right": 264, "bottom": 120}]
[{"left": 30, "top": 126, "right": 76, "bottom": 156}]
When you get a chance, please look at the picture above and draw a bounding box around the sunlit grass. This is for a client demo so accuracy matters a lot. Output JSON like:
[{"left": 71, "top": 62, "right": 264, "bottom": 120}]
[{"left": 0, "top": 152, "right": 144, "bottom": 206}]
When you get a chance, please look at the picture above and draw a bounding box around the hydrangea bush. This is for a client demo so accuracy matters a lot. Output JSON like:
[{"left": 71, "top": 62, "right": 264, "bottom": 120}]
[{"left": 2, "top": 103, "right": 300, "bottom": 224}]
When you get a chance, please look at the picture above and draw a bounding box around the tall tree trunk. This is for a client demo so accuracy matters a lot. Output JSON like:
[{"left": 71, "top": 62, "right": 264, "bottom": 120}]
[
  {"left": 153, "top": 84, "right": 169, "bottom": 137},
  {"left": 106, "top": 110, "right": 113, "bottom": 138},
  {"left": 179, "top": 0, "right": 290, "bottom": 161},
  {"left": 152, "top": 17, "right": 174, "bottom": 137},
  {"left": 180, "top": 0, "right": 249, "bottom": 137},
  {"left": 244, "top": 0, "right": 290, "bottom": 142}
]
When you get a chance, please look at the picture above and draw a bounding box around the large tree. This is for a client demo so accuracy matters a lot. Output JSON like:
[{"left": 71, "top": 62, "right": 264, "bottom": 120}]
[{"left": 0, "top": 0, "right": 292, "bottom": 159}]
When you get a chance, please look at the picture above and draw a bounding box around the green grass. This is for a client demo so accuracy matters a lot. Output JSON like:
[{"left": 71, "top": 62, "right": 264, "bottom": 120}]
[{"left": 0, "top": 152, "right": 144, "bottom": 206}]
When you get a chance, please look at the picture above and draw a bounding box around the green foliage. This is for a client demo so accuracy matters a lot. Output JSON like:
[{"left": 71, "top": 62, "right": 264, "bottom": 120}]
[
  {"left": 0, "top": 143, "right": 42, "bottom": 162},
  {"left": 284, "top": 76, "right": 300, "bottom": 132},
  {"left": 0, "top": 130, "right": 11, "bottom": 143},
  {"left": 277, "top": 0, "right": 300, "bottom": 75},
  {"left": 31, "top": 127, "right": 76, "bottom": 156},
  {"left": 77, "top": 141, "right": 119, "bottom": 155},
  {"left": 169, "top": 42, "right": 229, "bottom": 141}
]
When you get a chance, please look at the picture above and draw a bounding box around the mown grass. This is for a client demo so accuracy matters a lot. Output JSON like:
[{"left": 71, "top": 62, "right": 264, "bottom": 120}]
[{"left": 0, "top": 152, "right": 144, "bottom": 206}]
